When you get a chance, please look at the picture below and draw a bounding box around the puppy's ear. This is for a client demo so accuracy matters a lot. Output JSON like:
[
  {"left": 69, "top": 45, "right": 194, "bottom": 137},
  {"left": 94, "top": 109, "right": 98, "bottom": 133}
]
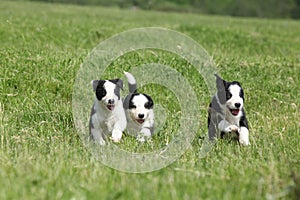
[
  {"left": 110, "top": 79, "right": 123, "bottom": 90},
  {"left": 214, "top": 74, "right": 227, "bottom": 104},
  {"left": 214, "top": 74, "right": 227, "bottom": 91},
  {"left": 240, "top": 87, "right": 245, "bottom": 102},
  {"left": 143, "top": 94, "right": 154, "bottom": 109},
  {"left": 123, "top": 94, "right": 132, "bottom": 109},
  {"left": 91, "top": 80, "right": 99, "bottom": 92}
]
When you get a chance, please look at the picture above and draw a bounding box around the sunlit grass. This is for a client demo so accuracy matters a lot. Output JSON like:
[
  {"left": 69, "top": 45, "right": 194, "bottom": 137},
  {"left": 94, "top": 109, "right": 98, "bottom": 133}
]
[{"left": 0, "top": 1, "right": 299, "bottom": 199}]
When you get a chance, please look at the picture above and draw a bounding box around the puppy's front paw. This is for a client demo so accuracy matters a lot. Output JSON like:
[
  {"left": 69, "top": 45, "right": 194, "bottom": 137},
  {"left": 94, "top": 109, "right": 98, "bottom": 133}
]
[
  {"left": 239, "top": 127, "right": 250, "bottom": 146},
  {"left": 136, "top": 128, "right": 152, "bottom": 142},
  {"left": 110, "top": 137, "right": 121, "bottom": 143},
  {"left": 97, "top": 138, "right": 106, "bottom": 145},
  {"left": 231, "top": 125, "right": 240, "bottom": 132},
  {"left": 225, "top": 125, "right": 239, "bottom": 133},
  {"left": 239, "top": 138, "right": 250, "bottom": 146},
  {"left": 136, "top": 135, "right": 146, "bottom": 142},
  {"left": 111, "top": 129, "right": 122, "bottom": 143}
]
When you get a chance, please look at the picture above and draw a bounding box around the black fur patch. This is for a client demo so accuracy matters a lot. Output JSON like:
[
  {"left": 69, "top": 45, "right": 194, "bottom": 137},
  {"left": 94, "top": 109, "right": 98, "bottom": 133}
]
[
  {"left": 239, "top": 84, "right": 245, "bottom": 101},
  {"left": 95, "top": 80, "right": 106, "bottom": 101},
  {"left": 239, "top": 109, "right": 248, "bottom": 129},
  {"left": 143, "top": 93, "right": 154, "bottom": 109},
  {"left": 128, "top": 94, "right": 137, "bottom": 109}
]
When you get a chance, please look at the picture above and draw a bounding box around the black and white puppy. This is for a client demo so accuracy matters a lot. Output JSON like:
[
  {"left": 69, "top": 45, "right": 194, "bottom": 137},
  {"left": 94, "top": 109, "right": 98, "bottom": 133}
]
[
  {"left": 208, "top": 74, "right": 250, "bottom": 145},
  {"left": 123, "top": 71, "right": 155, "bottom": 142},
  {"left": 89, "top": 79, "right": 127, "bottom": 145}
]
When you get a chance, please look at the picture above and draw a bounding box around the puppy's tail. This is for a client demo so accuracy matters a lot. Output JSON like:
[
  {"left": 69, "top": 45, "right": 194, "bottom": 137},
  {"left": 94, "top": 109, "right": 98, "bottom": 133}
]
[{"left": 124, "top": 71, "right": 137, "bottom": 93}]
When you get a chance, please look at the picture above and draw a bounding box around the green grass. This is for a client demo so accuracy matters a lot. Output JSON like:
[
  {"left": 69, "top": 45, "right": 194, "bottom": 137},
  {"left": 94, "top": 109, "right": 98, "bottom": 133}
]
[{"left": 1, "top": 1, "right": 300, "bottom": 199}]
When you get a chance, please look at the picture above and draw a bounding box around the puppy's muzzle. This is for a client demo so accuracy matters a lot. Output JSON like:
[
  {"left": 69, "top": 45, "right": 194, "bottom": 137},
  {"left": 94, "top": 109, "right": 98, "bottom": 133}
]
[
  {"left": 106, "top": 99, "right": 115, "bottom": 111},
  {"left": 229, "top": 103, "right": 241, "bottom": 116},
  {"left": 136, "top": 113, "right": 145, "bottom": 124}
]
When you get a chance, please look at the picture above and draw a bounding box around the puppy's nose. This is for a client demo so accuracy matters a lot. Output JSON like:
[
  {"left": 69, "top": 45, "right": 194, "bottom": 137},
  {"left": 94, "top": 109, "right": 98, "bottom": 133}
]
[
  {"left": 138, "top": 114, "right": 144, "bottom": 119},
  {"left": 108, "top": 99, "right": 115, "bottom": 104},
  {"left": 235, "top": 103, "right": 241, "bottom": 108}
]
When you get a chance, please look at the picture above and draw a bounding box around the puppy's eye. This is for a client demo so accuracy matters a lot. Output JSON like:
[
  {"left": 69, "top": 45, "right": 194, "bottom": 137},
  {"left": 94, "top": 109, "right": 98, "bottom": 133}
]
[
  {"left": 96, "top": 87, "right": 107, "bottom": 100},
  {"left": 226, "top": 92, "right": 232, "bottom": 100},
  {"left": 144, "top": 101, "right": 153, "bottom": 109},
  {"left": 129, "top": 102, "right": 136, "bottom": 109}
]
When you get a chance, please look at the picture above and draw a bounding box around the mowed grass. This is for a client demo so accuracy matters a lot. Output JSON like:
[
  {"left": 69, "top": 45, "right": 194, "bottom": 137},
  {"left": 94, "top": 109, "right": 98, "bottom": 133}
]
[{"left": 1, "top": 1, "right": 300, "bottom": 199}]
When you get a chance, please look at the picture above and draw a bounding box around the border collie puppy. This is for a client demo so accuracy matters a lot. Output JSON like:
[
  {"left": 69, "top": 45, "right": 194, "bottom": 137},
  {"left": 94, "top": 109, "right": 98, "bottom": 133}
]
[
  {"left": 123, "top": 71, "right": 154, "bottom": 142},
  {"left": 89, "top": 79, "right": 127, "bottom": 145},
  {"left": 208, "top": 74, "right": 250, "bottom": 145}
]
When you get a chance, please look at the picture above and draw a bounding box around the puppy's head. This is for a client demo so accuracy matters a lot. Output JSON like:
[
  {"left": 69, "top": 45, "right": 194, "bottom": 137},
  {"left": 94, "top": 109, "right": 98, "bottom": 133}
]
[
  {"left": 127, "top": 93, "right": 153, "bottom": 124},
  {"left": 215, "top": 74, "right": 244, "bottom": 117},
  {"left": 92, "top": 79, "right": 123, "bottom": 111}
]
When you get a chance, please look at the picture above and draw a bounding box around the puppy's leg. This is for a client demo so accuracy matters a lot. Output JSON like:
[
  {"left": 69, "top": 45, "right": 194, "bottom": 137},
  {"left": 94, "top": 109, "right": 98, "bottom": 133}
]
[
  {"left": 238, "top": 127, "right": 250, "bottom": 145},
  {"left": 239, "top": 111, "right": 250, "bottom": 145},
  {"left": 90, "top": 128, "right": 106, "bottom": 145},
  {"left": 111, "top": 129, "right": 122, "bottom": 142},
  {"left": 218, "top": 120, "right": 240, "bottom": 133},
  {"left": 137, "top": 128, "right": 152, "bottom": 142},
  {"left": 208, "top": 124, "right": 218, "bottom": 141},
  {"left": 207, "top": 109, "right": 219, "bottom": 142},
  {"left": 111, "top": 123, "right": 124, "bottom": 143}
]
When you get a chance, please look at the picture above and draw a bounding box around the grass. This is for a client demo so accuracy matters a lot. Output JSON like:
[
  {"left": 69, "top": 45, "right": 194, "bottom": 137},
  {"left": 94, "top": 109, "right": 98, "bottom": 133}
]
[{"left": 1, "top": 1, "right": 300, "bottom": 199}]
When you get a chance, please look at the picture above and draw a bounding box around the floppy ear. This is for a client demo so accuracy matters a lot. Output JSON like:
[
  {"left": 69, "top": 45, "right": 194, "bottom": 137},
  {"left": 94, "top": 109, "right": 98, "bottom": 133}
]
[
  {"left": 143, "top": 93, "right": 154, "bottom": 109},
  {"left": 110, "top": 79, "right": 123, "bottom": 90},
  {"left": 91, "top": 80, "right": 99, "bottom": 92}
]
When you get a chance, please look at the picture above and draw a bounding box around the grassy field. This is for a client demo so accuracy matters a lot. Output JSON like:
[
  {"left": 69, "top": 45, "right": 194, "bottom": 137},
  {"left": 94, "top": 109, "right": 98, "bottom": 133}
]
[{"left": 1, "top": 1, "right": 300, "bottom": 199}]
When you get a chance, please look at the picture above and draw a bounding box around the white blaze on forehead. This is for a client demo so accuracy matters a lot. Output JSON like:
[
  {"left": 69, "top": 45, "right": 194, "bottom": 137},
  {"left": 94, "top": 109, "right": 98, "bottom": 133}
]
[
  {"left": 103, "top": 81, "right": 116, "bottom": 97},
  {"left": 132, "top": 94, "right": 149, "bottom": 107},
  {"left": 228, "top": 84, "right": 241, "bottom": 97},
  {"left": 227, "top": 83, "right": 244, "bottom": 111}
]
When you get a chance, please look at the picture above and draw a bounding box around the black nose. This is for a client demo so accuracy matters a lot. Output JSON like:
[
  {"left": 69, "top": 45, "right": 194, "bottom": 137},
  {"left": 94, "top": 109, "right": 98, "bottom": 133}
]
[
  {"left": 138, "top": 114, "right": 144, "bottom": 119},
  {"left": 108, "top": 99, "right": 114, "bottom": 104},
  {"left": 235, "top": 103, "right": 241, "bottom": 108}
]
